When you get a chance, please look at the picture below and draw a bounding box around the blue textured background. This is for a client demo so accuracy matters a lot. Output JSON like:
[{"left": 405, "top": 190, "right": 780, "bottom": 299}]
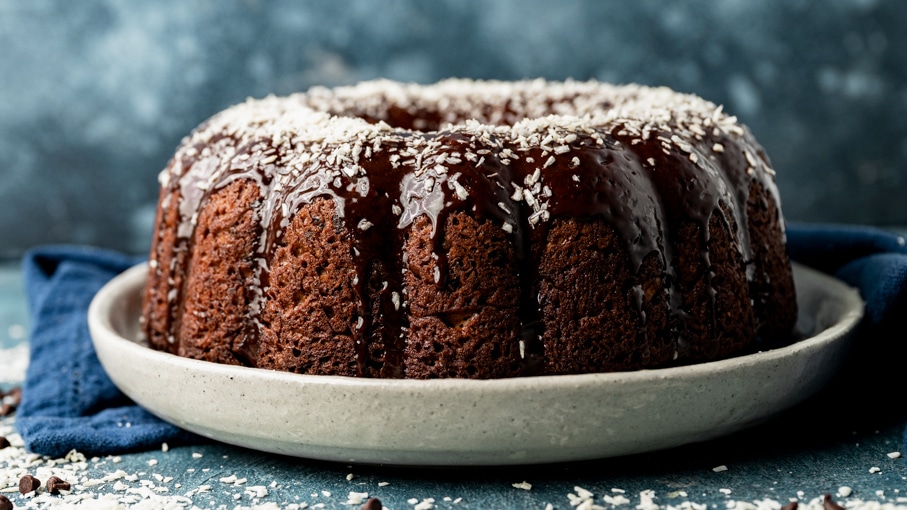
[{"left": 1, "top": 0, "right": 905, "bottom": 258}]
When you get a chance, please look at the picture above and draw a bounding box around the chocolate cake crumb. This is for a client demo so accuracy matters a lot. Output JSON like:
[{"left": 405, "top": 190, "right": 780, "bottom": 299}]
[
  {"left": 824, "top": 494, "right": 846, "bottom": 510},
  {"left": 0, "top": 495, "right": 12, "bottom": 510},
  {"left": 0, "top": 436, "right": 10, "bottom": 449},
  {"left": 19, "top": 474, "right": 40, "bottom": 495},
  {"left": 46, "top": 475, "right": 71, "bottom": 494},
  {"left": 781, "top": 502, "right": 798, "bottom": 510}
]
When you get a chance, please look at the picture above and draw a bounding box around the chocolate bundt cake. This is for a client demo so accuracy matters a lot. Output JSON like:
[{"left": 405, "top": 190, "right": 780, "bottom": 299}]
[{"left": 141, "top": 79, "right": 797, "bottom": 379}]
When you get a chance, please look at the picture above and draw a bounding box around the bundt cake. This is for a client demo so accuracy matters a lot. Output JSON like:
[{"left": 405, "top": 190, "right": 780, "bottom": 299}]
[{"left": 141, "top": 79, "right": 797, "bottom": 379}]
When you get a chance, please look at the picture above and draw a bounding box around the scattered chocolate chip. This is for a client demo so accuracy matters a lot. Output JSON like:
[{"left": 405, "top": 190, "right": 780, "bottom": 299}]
[
  {"left": 781, "top": 502, "right": 798, "bottom": 510},
  {"left": 360, "top": 497, "right": 383, "bottom": 510},
  {"left": 824, "top": 494, "right": 845, "bottom": 510},
  {"left": 0, "top": 436, "right": 11, "bottom": 449},
  {"left": 0, "top": 387, "right": 18, "bottom": 417},
  {"left": 18, "top": 474, "right": 40, "bottom": 495},
  {"left": 0, "top": 494, "right": 13, "bottom": 510},
  {"left": 46, "top": 476, "right": 71, "bottom": 495},
  {"left": 6, "top": 387, "right": 22, "bottom": 406}
]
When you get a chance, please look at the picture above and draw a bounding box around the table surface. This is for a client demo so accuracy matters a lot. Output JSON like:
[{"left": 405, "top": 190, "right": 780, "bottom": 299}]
[{"left": 1, "top": 261, "right": 906, "bottom": 510}]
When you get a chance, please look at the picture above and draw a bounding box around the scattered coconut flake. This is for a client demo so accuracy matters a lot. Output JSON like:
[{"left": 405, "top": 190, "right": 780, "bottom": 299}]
[
  {"left": 414, "top": 498, "right": 435, "bottom": 510},
  {"left": 345, "top": 491, "right": 369, "bottom": 504},
  {"left": 245, "top": 485, "right": 269, "bottom": 498}
]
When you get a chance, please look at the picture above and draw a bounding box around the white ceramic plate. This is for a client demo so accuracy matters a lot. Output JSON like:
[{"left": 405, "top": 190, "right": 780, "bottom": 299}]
[{"left": 89, "top": 263, "right": 863, "bottom": 466}]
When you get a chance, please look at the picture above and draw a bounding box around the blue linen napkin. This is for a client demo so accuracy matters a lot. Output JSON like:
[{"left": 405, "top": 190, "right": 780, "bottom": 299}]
[
  {"left": 16, "top": 246, "right": 199, "bottom": 457},
  {"left": 786, "top": 223, "right": 907, "bottom": 331},
  {"left": 13, "top": 223, "right": 907, "bottom": 457},
  {"left": 780, "top": 223, "right": 907, "bottom": 455}
]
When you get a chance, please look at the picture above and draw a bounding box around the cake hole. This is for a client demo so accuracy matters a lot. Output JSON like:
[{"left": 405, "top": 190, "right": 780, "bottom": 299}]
[
  {"left": 437, "top": 311, "right": 474, "bottom": 329},
  {"left": 432, "top": 342, "right": 445, "bottom": 353},
  {"left": 488, "top": 249, "right": 508, "bottom": 269},
  {"left": 446, "top": 276, "right": 462, "bottom": 291}
]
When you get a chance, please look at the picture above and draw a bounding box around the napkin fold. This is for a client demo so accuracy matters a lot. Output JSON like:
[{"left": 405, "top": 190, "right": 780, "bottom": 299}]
[
  {"left": 786, "top": 223, "right": 907, "bottom": 331},
  {"left": 16, "top": 246, "right": 199, "bottom": 457},
  {"left": 14, "top": 223, "right": 907, "bottom": 457}
]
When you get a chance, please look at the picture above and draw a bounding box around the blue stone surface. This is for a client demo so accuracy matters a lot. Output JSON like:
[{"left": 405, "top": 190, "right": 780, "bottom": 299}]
[{"left": 1, "top": 0, "right": 906, "bottom": 258}]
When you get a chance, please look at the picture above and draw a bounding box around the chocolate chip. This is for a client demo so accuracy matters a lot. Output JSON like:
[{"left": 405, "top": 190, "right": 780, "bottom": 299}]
[
  {"left": 18, "top": 474, "right": 40, "bottom": 495},
  {"left": 0, "top": 387, "right": 21, "bottom": 417},
  {"left": 6, "top": 387, "right": 21, "bottom": 406},
  {"left": 824, "top": 494, "right": 845, "bottom": 510},
  {"left": 0, "top": 436, "right": 11, "bottom": 450},
  {"left": 360, "top": 497, "right": 383, "bottom": 510},
  {"left": 781, "top": 502, "right": 798, "bottom": 510},
  {"left": 0, "top": 494, "right": 13, "bottom": 510},
  {"left": 46, "top": 476, "right": 71, "bottom": 495}
]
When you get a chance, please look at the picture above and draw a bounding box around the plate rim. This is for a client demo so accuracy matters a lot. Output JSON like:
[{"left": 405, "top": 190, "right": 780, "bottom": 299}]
[
  {"left": 88, "top": 262, "right": 864, "bottom": 465},
  {"left": 89, "top": 262, "right": 864, "bottom": 388}
]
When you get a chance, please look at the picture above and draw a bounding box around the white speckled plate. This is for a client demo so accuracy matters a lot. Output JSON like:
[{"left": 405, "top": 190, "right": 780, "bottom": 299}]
[{"left": 89, "top": 263, "right": 862, "bottom": 466}]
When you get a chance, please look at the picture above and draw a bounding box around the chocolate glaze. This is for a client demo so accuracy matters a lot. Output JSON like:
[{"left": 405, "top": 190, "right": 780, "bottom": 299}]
[{"left": 145, "top": 79, "right": 790, "bottom": 377}]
